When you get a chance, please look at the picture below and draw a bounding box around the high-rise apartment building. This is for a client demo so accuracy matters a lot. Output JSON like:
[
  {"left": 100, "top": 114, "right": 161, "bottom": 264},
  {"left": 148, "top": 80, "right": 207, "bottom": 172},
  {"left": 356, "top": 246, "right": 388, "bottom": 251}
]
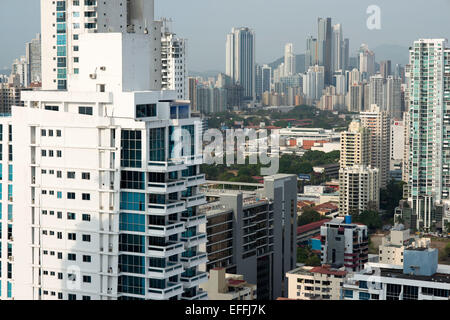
[
  {"left": 380, "top": 60, "right": 392, "bottom": 79},
  {"left": 360, "top": 104, "right": 391, "bottom": 189},
  {"left": 303, "top": 65, "right": 325, "bottom": 103},
  {"left": 284, "top": 43, "right": 296, "bottom": 77},
  {"left": 161, "top": 19, "right": 188, "bottom": 100},
  {"left": 6, "top": 5, "right": 207, "bottom": 300},
  {"left": 225, "top": 27, "right": 256, "bottom": 102},
  {"left": 405, "top": 39, "right": 450, "bottom": 231},
  {"left": 359, "top": 44, "right": 375, "bottom": 77},
  {"left": 262, "top": 65, "right": 272, "bottom": 94},
  {"left": 199, "top": 175, "right": 298, "bottom": 300},
  {"left": 40, "top": 0, "right": 162, "bottom": 91},
  {"left": 339, "top": 121, "right": 370, "bottom": 169},
  {"left": 339, "top": 165, "right": 380, "bottom": 215}
]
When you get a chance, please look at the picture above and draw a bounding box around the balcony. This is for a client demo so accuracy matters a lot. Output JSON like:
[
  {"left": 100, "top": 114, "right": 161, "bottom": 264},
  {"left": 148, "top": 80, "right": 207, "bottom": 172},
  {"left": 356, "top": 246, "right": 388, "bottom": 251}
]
[
  {"left": 147, "top": 160, "right": 187, "bottom": 173},
  {"left": 148, "top": 242, "right": 185, "bottom": 258},
  {"left": 147, "top": 263, "right": 184, "bottom": 279},
  {"left": 180, "top": 252, "right": 208, "bottom": 269},
  {"left": 148, "top": 201, "right": 186, "bottom": 216},
  {"left": 182, "top": 195, "right": 207, "bottom": 208},
  {"left": 148, "top": 282, "right": 184, "bottom": 300},
  {"left": 181, "top": 214, "right": 207, "bottom": 228},
  {"left": 148, "top": 221, "right": 186, "bottom": 237},
  {"left": 181, "top": 233, "right": 207, "bottom": 248},
  {"left": 184, "top": 174, "right": 206, "bottom": 187},
  {"left": 148, "top": 181, "right": 186, "bottom": 194},
  {"left": 180, "top": 272, "right": 209, "bottom": 289},
  {"left": 181, "top": 289, "right": 209, "bottom": 301}
]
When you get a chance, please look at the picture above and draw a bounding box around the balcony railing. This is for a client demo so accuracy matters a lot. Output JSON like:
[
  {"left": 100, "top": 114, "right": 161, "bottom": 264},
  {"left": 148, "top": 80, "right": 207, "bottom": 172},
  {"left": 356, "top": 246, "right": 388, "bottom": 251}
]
[
  {"left": 148, "top": 221, "right": 186, "bottom": 237},
  {"left": 148, "top": 282, "right": 184, "bottom": 300},
  {"left": 148, "top": 242, "right": 185, "bottom": 258}
]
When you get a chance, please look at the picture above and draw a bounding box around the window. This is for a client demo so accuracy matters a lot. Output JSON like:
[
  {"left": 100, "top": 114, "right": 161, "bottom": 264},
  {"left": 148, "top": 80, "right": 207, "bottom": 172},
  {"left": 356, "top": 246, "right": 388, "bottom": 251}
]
[
  {"left": 136, "top": 104, "right": 157, "bottom": 118},
  {"left": 57, "top": 150, "right": 62, "bottom": 157},
  {"left": 57, "top": 232, "right": 62, "bottom": 239},
  {"left": 120, "top": 213, "right": 145, "bottom": 232},
  {"left": 67, "top": 192, "right": 75, "bottom": 200},
  {"left": 82, "top": 172, "right": 90, "bottom": 180},
  {"left": 82, "top": 214, "right": 91, "bottom": 221},
  {"left": 82, "top": 193, "right": 91, "bottom": 201},
  {"left": 121, "top": 130, "right": 142, "bottom": 168},
  {"left": 41, "top": 129, "right": 46, "bottom": 136},
  {"left": 79, "top": 106, "right": 93, "bottom": 115},
  {"left": 83, "top": 255, "right": 91, "bottom": 263},
  {"left": 68, "top": 294, "right": 76, "bottom": 300},
  {"left": 120, "top": 192, "right": 145, "bottom": 211},
  {"left": 68, "top": 233, "right": 76, "bottom": 241},
  {"left": 82, "top": 234, "right": 91, "bottom": 242},
  {"left": 83, "top": 276, "right": 91, "bottom": 283},
  {"left": 68, "top": 253, "right": 76, "bottom": 261},
  {"left": 67, "top": 212, "right": 76, "bottom": 220},
  {"left": 149, "top": 128, "right": 165, "bottom": 162},
  {"left": 56, "top": 130, "right": 62, "bottom": 137},
  {"left": 67, "top": 172, "right": 75, "bottom": 179}
]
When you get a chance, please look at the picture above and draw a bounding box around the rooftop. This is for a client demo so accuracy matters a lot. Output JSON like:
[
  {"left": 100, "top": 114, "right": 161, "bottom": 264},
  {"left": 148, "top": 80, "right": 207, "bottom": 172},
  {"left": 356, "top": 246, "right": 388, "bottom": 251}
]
[{"left": 297, "top": 219, "right": 331, "bottom": 235}]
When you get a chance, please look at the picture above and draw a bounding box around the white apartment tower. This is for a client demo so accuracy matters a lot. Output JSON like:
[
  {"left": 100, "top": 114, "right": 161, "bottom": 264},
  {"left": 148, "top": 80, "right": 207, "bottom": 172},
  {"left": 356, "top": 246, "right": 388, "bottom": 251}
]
[
  {"left": 6, "top": 2, "right": 207, "bottom": 301},
  {"left": 161, "top": 19, "right": 188, "bottom": 100},
  {"left": 407, "top": 39, "right": 450, "bottom": 231},
  {"left": 40, "top": 0, "right": 161, "bottom": 91},
  {"left": 284, "top": 43, "right": 296, "bottom": 77}
]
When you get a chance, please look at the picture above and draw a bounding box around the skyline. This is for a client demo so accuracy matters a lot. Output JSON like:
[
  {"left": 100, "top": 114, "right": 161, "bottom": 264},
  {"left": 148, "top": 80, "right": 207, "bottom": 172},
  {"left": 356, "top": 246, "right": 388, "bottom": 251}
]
[{"left": 1, "top": 0, "right": 450, "bottom": 72}]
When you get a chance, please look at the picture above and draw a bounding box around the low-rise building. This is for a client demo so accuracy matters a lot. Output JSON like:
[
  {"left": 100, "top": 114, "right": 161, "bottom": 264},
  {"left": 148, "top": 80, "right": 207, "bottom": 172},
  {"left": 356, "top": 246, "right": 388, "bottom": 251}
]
[
  {"left": 379, "top": 224, "right": 431, "bottom": 265},
  {"left": 201, "top": 268, "right": 257, "bottom": 300},
  {"left": 286, "top": 265, "right": 347, "bottom": 300},
  {"left": 343, "top": 248, "right": 450, "bottom": 300}
]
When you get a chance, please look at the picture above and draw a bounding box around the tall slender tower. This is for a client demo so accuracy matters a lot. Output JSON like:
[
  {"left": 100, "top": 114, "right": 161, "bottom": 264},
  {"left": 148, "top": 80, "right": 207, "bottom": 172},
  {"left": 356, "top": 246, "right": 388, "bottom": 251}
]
[
  {"left": 225, "top": 27, "right": 256, "bottom": 102},
  {"left": 407, "top": 39, "right": 450, "bottom": 231},
  {"left": 40, "top": 0, "right": 161, "bottom": 91},
  {"left": 284, "top": 43, "right": 296, "bottom": 76},
  {"left": 318, "top": 17, "right": 332, "bottom": 85}
]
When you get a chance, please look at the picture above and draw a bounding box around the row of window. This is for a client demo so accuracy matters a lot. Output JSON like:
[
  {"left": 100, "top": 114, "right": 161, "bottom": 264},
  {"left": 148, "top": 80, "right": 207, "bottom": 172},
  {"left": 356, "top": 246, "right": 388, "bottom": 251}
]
[
  {"left": 41, "top": 129, "right": 62, "bottom": 137},
  {"left": 41, "top": 190, "right": 91, "bottom": 201},
  {"left": 42, "top": 270, "right": 92, "bottom": 284},
  {"left": 42, "top": 210, "right": 91, "bottom": 222},
  {"left": 42, "top": 250, "right": 91, "bottom": 263},
  {"left": 42, "top": 230, "right": 91, "bottom": 242},
  {"left": 42, "top": 291, "right": 91, "bottom": 301},
  {"left": 41, "top": 149, "right": 63, "bottom": 158}
]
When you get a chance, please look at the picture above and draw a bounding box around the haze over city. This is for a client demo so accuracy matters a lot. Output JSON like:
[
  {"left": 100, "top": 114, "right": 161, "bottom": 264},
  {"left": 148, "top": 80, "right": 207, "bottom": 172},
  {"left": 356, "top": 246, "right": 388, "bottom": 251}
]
[{"left": 1, "top": 0, "right": 450, "bottom": 71}]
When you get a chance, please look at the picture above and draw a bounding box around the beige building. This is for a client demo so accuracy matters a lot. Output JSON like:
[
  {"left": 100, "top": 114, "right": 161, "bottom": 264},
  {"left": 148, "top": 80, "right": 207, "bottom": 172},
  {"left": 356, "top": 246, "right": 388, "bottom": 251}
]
[
  {"left": 286, "top": 265, "right": 347, "bottom": 300},
  {"left": 379, "top": 225, "right": 431, "bottom": 265},
  {"left": 360, "top": 104, "right": 391, "bottom": 188},
  {"left": 340, "top": 121, "right": 370, "bottom": 169},
  {"left": 201, "top": 268, "right": 257, "bottom": 300}
]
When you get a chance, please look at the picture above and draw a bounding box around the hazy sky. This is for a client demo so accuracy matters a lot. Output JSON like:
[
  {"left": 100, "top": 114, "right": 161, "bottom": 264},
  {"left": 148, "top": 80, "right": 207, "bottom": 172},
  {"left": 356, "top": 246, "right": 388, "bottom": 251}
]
[{"left": 1, "top": 0, "right": 450, "bottom": 71}]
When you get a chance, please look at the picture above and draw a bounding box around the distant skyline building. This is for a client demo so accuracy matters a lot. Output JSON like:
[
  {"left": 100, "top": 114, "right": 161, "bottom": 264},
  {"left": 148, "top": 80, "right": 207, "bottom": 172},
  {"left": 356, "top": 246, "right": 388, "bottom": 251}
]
[
  {"left": 317, "top": 17, "right": 333, "bottom": 85},
  {"left": 225, "top": 27, "right": 256, "bottom": 102},
  {"left": 303, "top": 65, "right": 325, "bottom": 102},
  {"left": 284, "top": 43, "right": 296, "bottom": 77}
]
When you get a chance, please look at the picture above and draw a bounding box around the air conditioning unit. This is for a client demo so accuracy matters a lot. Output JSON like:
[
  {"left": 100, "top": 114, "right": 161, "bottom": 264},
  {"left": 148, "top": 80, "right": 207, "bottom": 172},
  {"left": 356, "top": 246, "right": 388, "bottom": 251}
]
[{"left": 89, "top": 73, "right": 97, "bottom": 79}]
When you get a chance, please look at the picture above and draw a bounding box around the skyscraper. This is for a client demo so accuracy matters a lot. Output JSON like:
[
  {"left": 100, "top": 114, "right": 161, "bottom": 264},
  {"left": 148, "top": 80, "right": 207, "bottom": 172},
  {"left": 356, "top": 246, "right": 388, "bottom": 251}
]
[
  {"left": 406, "top": 39, "right": 450, "bottom": 231},
  {"left": 262, "top": 65, "right": 272, "bottom": 94},
  {"left": 284, "top": 43, "right": 296, "bottom": 77},
  {"left": 225, "top": 27, "right": 256, "bottom": 102},
  {"left": 5, "top": 1, "right": 208, "bottom": 301},
  {"left": 359, "top": 44, "right": 376, "bottom": 77},
  {"left": 302, "top": 65, "right": 325, "bottom": 102},
  {"left": 332, "top": 24, "right": 343, "bottom": 72},
  {"left": 40, "top": 0, "right": 161, "bottom": 91},
  {"left": 25, "top": 34, "right": 42, "bottom": 85},
  {"left": 305, "top": 36, "right": 318, "bottom": 71},
  {"left": 318, "top": 17, "right": 332, "bottom": 85}
]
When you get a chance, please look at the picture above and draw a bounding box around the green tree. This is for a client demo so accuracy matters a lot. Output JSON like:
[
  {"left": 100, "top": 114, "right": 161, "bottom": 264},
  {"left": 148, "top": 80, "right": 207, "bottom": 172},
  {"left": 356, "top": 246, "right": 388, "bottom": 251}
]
[{"left": 298, "top": 208, "right": 326, "bottom": 226}]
